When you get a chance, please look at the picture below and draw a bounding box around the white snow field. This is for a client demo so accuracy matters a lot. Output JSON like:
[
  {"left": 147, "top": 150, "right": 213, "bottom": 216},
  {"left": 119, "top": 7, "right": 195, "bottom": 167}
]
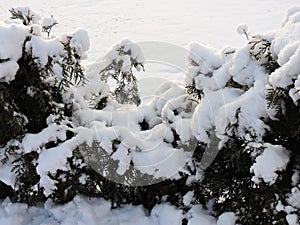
[
  {"left": 0, "top": 0, "right": 295, "bottom": 61},
  {"left": 0, "top": 0, "right": 297, "bottom": 93},
  {"left": 0, "top": 1, "right": 299, "bottom": 225}
]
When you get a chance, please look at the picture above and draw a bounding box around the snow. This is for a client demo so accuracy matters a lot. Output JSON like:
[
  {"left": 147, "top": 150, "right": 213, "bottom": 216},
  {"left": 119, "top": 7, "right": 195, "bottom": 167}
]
[
  {"left": 270, "top": 7, "right": 300, "bottom": 89},
  {"left": 187, "top": 205, "right": 217, "bottom": 225},
  {"left": 11, "top": 7, "right": 42, "bottom": 24},
  {"left": 25, "top": 36, "right": 64, "bottom": 66},
  {"left": 70, "top": 28, "right": 90, "bottom": 57},
  {"left": 52, "top": 63, "right": 63, "bottom": 79},
  {"left": 0, "top": 196, "right": 222, "bottom": 225},
  {"left": 30, "top": 24, "right": 42, "bottom": 36},
  {"left": 0, "top": 12, "right": 89, "bottom": 84},
  {"left": 150, "top": 203, "right": 184, "bottom": 225},
  {"left": 286, "top": 214, "right": 299, "bottom": 225},
  {"left": 1, "top": 0, "right": 295, "bottom": 63},
  {"left": 21, "top": 122, "right": 68, "bottom": 153},
  {"left": 236, "top": 24, "right": 248, "bottom": 35},
  {"left": 288, "top": 187, "right": 300, "bottom": 209},
  {"left": 217, "top": 212, "right": 237, "bottom": 225},
  {"left": 0, "top": 60, "right": 19, "bottom": 82},
  {"left": 283, "top": 7, "right": 300, "bottom": 26},
  {"left": 250, "top": 144, "right": 290, "bottom": 185},
  {"left": 0, "top": 162, "right": 16, "bottom": 187},
  {"left": 37, "top": 138, "right": 78, "bottom": 196},
  {"left": 190, "top": 43, "right": 269, "bottom": 147},
  {"left": 41, "top": 16, "right": 57, "bottom": 28},
  {"left": 289, "top": 74, "right": 300, "bottom": 103},
  {"left": 0, "top": 24, "right": 28, "bottom": 60},
  {"left": 102, "top": 38, "right": 144, "bottom": 73},
  {"left": 291, "top": 171, "right": 300, "bottom": 186},
  {"left": 75, "top": 80, "right": 196, "bottom": 183},
  {"left": 0, "top": 1, "right": 299, "bottom": 225},
  {"left": 182, "top": 191, "right": 195, "bottom": 207},
  {"left": 0, "top": 23, "right": 28, "bottom": 82}
]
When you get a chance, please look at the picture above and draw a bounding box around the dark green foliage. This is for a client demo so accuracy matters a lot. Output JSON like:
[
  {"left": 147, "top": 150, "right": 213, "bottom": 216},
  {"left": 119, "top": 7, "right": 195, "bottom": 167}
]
[
  {"left": 186, "top": 81, "right": 202, "bottom": 101},
  {"left": 0, "top": 62, "right": 54, "bottom": 146},
  {"left": 0, "top": 181, "right": 15, "bottom": 199},
  {"left": 114, "top": 73, "right": 141, "bottom": 106},
  {"left": 47, "top": 144, "right": 192, "bottom": 209},
  {"left": 0, "top": 52, "right": 74, "bottom": 205},
  {"left": 0, "top": 51, "right": 66, "bottom": 148},
  {"left": 100, "top": 62, "right": 141, "bottom": 106},
  {"left": 14, "top": 56, "right": 64, "bottom": 133},
  {"left": 0, "top": 7, "right": 89, "bottom": 205},
  {"left": 11, "top": 152, "right": 46, "bottom": 205},
  {"left": 191, "top": 139, "right": 292, "bottom": 225},
  {"left": 99, "top": 45, "right": 143, "bottom": 107},
  {"left": 249, "top": 37, "right": 280, "bottom": 73},
  {"left": 79, "top": 141, "right": 162, "bottom": 187},
  {"left": 226, "top": 77, "right": 246, "bottom": 90},
  {"left": 0, "top": 84, "right": 25, "bottom": 146},
  {"left": 185, "top": 57, "right": 206, "bottom": 101},
  {"left": 0, "top": 18, "right": 84, "bottom": 205},
  {"left": 9, "top": 8, "right": 34, "bottom": 25},
  {"left": 265, "top": 87, "right": 300, "bottom": 157},
  {"left": 95, "top": 96, "right": 108, "bottom": 110},
  {"left": 36, "top": 39, "right": 86, "bottom": 92},
  {"left": 58, "top": 38, "right": 86, "bottom": 89},
  {"left": 139, "top": 118, "right": 149, "bottom": 131}
]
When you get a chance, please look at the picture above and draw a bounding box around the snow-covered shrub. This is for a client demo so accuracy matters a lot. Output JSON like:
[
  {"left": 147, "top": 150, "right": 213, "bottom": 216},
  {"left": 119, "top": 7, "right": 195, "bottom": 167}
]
[
  {"left": 98, "top": 38, "right": 144, "bottom": 108},
  {"left": 0, "top": 7, "right": 199, "bottom": 208},
  {"left": 185, "top": 7, "right": 300, "bottom": 225},
  {"left": 1, "top": 6, "right": 300, "bottom": 225},
  {"left": 0, "top": 7, "right": 89, "bottom": 205},
  {"left": 75, "top": 80, "right": 198, "bottom": 186}
]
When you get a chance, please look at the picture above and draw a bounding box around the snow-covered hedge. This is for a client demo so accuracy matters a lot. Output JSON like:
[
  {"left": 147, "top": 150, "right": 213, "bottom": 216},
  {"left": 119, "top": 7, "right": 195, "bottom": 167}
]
[
  {"left": 185, "top": 7, "right": 300, "bottom": 224},
  {"left": 0, "top": 7, "right": 90, "bottom": 203},
  {"left": 0, "top": 6, "right": 300, "bottom": 225}
]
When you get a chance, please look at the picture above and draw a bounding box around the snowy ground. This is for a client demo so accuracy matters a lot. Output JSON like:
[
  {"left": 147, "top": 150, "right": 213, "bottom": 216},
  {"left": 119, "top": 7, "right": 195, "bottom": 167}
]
[
  {"left": 0, "top": 0, "right": 296, "bottom": 62},
  {"left": 0, "top": 196, "right": 219, "bottom": 225},
  {"left": 0, "top": 0, "right": 296, "bottom": 95},
  {"left": 0, "top": 1, "right": 298, "bottom": 224}
]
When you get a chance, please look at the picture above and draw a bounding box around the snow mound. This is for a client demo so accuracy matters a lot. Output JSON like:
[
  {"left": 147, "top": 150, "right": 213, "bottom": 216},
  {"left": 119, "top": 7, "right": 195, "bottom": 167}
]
[
  {"left": 75, "top": 80, "right": 197, "bottom": 181},
  {"left": 0, "top": 24, "right": 29, "bottom": 82},
  {"left": 217, "top": 212, "right": 237, "bottom": 225},
  {"left": 250, "top": 144, "right": 289, "bottom": 184},
  {"left": 0, "top": 196, "right": 220, "bottom": 225},
  {"left": 270, "top": 6, "right": 300, "bottom": 98}
]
